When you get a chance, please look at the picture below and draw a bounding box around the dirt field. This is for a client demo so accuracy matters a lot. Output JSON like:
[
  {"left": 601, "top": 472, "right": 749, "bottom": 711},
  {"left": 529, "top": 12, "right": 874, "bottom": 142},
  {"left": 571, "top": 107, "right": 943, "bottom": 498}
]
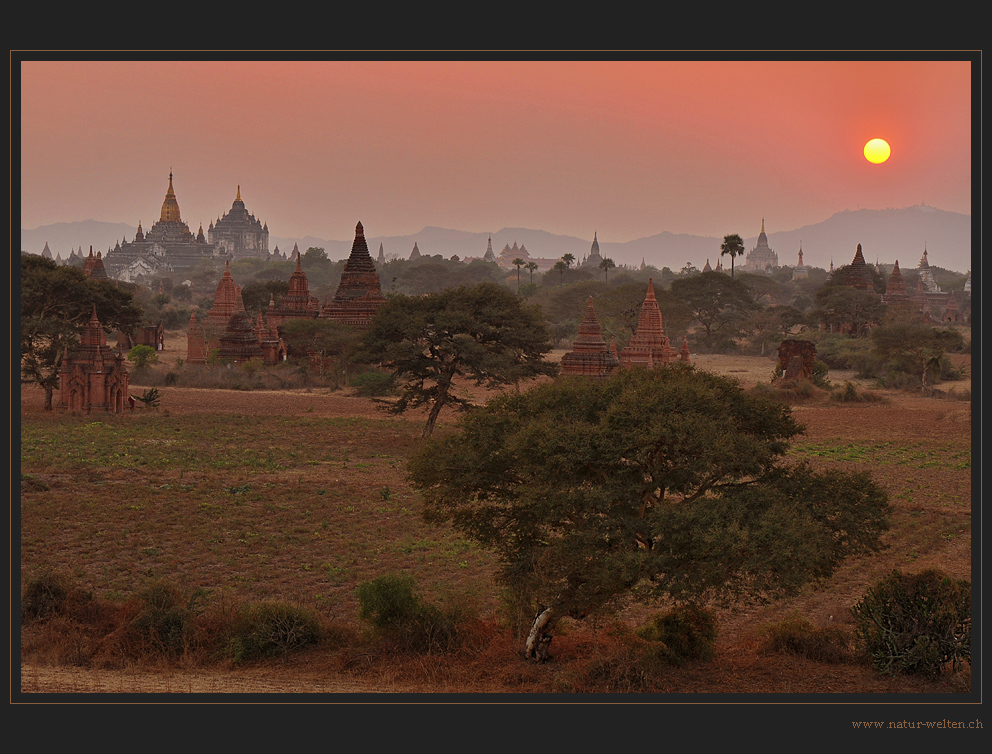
[{"left": 18, "top": 352, "right": 974, "bottom": 696}]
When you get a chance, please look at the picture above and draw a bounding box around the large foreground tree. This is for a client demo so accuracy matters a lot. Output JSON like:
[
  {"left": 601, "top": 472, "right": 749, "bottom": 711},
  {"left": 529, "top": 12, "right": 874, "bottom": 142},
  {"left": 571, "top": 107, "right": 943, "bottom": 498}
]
[
  {"left": 361, "top": 282, "right": 558, "bottom": 437},
  {"left": 410, "top": 365, "right": 890, "bottom": 660},
  {"left": 21, "top": 255, "right": 143, "bottom": 409}
]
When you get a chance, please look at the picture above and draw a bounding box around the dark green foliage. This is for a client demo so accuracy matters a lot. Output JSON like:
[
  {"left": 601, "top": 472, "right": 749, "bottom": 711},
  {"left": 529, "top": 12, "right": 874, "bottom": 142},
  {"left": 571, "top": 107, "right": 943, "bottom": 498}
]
[
  {"left": 133, "top": 387, "right": 162, "bottom": 408},
  {"left": 22, "top": 569, "right": 74, "bottom": 623},
  {"left": 21, "top": 254, "right": 144, "bottom": 409},
  {"left": 127, "top": 344, "right": 159, "bottom": 368},
  {"left": 670, "top": 271, "right": 759, "bottom": 351},
  {"left": 130, "top": 580, "right": 201, "bottom": 656},
  {"left": 349, "top": 369, "right": 397, "bottom": 396},
  {"left": 637, "top": 604, "right": 718, "bottom": 665},
  {"left": 411, "top": 365, "right": 890, "bottom": 656},
  {"left": 758, "top": 613, "right": 853, "bottom": 663},
  {"left": 870, "top": 323, "right": 966, "bottom": 391},
  {"left": 227, "top": 602, "right": 323, "bottom": 663},
  {"left": 720, "top": 233, "right": 745, "bottom": 277},
  {"left": 852, "top": 569, "right": 970, "bottom": 678},
  {"left": 361, "top": 282, "right": 558, "bottom": 437},
  {"left": 356, "top": 573, "right": 459, "bottom": 653}
]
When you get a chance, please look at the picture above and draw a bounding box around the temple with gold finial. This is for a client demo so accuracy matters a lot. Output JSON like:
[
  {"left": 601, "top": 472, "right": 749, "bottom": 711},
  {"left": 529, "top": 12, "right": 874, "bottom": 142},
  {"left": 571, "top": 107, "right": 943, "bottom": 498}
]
[
  {"left": 743, "top": 219, "right": 779, "bottom": 273},
  {"left": 103, "top": 170, "right": 222, "bottom": 281},
  {"left": 208, "top": 184, "right": 269, "bottom": 259}
]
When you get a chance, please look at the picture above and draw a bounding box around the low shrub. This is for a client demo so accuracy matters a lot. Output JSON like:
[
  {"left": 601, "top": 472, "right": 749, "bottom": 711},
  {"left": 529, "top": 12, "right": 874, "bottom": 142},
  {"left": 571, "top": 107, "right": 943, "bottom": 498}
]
[
  {"left": 357, "top": 573, "right": 460, "bottom": 653},
  {"left": 830, "top": 381, "right": 886, "bottom": 403},
  {"left": 758, "top": 613, "right": 853, "bottom": 663},
  {"left": 227, "top": 601, "right": 324, "bottom": 663},
  {"left": 636, "top": 604, "right": 718, "bottom": 665},
  {"left": 128, "top": 579, "right": 202, "bottom": 657},
  {"left": 852, "top": 568, "right": 970, "bottom": 678},
  {"left": 349, "top": 369, "right": 397, "bottom": 397},
  {"left": 22, "top": 569, "right": 75, "bottom": 623}
]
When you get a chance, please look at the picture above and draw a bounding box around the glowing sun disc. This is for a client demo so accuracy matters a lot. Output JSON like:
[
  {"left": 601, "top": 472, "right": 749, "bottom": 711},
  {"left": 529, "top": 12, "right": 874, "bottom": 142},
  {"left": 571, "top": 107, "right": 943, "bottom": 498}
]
[{"left": 864, "top": 138, "right": 891, "bottom": 164}]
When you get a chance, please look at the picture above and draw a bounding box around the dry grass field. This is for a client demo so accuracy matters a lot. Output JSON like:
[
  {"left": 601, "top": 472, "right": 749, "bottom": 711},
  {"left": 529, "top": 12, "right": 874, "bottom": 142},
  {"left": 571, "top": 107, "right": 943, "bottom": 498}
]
[{"left": 17, "top": 349, "right": 974, "bottom": 699}]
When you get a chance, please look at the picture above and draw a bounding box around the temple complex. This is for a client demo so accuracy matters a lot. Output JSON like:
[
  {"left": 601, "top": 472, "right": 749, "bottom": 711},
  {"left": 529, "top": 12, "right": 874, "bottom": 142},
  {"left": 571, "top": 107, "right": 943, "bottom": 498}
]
[
  {"left": 559, "top": 297, "right": 619, "bottom": 379},
  {"left": 208, "top": 186, "right": 269, "bottom": 259},
  {"left": 580, "top": 232, "right": 603, "bottom": 269},
  {"left": 322, "top": 222, "right": 386, "bottom": 327},
  {"left": 103, "top": 171, "right": 222, "bottom": 280},
  {"left": 743, "top": 220, "right": 779, "bottom": 273},
  {"left": 57, "top": 306, "right": 130, "bottom": 413},
  {"left": 81, "top": 246, "right": 109, "bottom": 280},
  {"left": 617, "top": 279, "right": 688, "bottom": 369}
]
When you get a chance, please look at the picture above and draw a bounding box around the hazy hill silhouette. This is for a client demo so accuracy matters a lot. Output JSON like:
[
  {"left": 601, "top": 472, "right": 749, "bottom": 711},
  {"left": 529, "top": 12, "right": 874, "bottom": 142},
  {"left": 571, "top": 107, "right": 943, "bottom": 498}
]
[{"left": 21, "top": 205, "right": 973, "bottom": 274}]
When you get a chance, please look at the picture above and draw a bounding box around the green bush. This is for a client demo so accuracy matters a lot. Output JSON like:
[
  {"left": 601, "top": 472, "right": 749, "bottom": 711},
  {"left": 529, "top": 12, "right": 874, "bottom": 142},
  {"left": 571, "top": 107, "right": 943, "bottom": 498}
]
[
  {"left": 830, "top": 381, "right": 885, "bottom": 403},
  {"left": 636, "top": 604, "right": 718, "bottom": 665},
  {"left": 852, "top": 569, "right": 970, "bottom": 678},
  {"left": 227, "top": 601, "right": 324, "bottom": 663},
  {"left": 758, "top": 613, "right": 853, "bottom": 663},
  {"left": 349, "top": 369, "right": 397, "bottom": 397},
  {"left": 130, "top": 580, "right": 200, "bottom": 656},
  {"left": 357, "top": 573, "right": 459, "bottom": 653},
  {"left": 22, "top": 569, "right": 74, "bottom": 623}
]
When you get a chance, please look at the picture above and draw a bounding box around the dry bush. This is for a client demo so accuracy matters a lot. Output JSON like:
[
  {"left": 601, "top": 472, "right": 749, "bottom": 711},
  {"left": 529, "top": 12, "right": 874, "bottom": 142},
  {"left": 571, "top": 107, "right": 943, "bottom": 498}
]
[{"left": 757, "top": 613, "right": 855, "bottom": 664}]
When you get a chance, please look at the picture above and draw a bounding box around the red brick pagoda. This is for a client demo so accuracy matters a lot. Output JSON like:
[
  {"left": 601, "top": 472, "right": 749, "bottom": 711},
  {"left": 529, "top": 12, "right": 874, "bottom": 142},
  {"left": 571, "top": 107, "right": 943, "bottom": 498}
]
[
  {"left": 57, "top": 305, "right": 130, "bottom": 413},
  {"left": 323, "top": 221, "right": 386, "bottom": 327},
  {"left": 560, "top": 297, "right": 619, "bottom": 379}
]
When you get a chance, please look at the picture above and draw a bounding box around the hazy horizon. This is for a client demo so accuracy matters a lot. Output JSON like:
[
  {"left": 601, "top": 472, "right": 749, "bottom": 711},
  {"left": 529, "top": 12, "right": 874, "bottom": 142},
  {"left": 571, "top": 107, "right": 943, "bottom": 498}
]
[{"left": 17, "top": 57, "right": 973, "bottom": 259}]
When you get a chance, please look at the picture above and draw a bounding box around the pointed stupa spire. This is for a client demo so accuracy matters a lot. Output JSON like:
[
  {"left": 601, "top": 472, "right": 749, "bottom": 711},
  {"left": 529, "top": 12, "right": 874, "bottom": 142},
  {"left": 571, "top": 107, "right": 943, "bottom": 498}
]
[{"left": 236, "top": 184, "right": 241, "bottom": 202}]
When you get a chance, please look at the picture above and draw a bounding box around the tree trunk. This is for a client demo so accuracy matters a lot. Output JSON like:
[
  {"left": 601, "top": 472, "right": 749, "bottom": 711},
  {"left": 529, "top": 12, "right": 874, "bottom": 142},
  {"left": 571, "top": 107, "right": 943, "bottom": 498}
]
[
  {"left": 525, "top": 606, "right": 555, "bottom": 662},
  {"left": 44, "top": 385, "right": 55, "bottom": 411},
  {"left": 423, "top": 379, "right": 452, "bottom": 438}
]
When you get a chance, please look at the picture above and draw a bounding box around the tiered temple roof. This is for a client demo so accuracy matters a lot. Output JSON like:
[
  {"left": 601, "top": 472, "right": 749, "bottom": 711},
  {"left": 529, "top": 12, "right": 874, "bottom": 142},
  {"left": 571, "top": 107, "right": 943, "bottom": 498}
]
[
  {"left": 57, "top": 306, "right": 130, "bottom": 413},
  {"left": 208, "top": 185, "right": 269, "bottom": 259},
  {"left": 323, "top": 222, "right": 386, "bottom": 327},
  {"left": 560, "top": 297, "right": 619, "bottom": 379},
  {"left": 844, "top": 243, "right": 873, "bottom": 290},
  {"left": 618, "top": 278, "right": 681, "bottom": 369}
]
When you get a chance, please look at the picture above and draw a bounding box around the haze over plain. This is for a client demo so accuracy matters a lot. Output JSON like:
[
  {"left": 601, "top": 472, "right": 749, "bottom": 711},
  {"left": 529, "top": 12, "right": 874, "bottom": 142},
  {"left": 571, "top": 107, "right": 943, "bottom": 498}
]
[{"left": 18, "top": 58, "right": 973, "bottom": 272}]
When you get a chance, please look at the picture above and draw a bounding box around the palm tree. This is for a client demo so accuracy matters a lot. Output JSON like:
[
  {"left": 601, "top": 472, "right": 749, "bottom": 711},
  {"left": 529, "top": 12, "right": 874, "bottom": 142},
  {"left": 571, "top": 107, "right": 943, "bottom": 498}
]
[
  {"left": 720, "top": 233, "right": 745, "bottom": 278},
  {"left": 525, "top": 261, "right": 538, "bottom": 284},
  {"left": 562, "top": 253, "right": 575, "bottom": 269},
  {"left": 513, "top": 257, "right": 525, "bottom": 291},
  {"left": 599, "top": 257, "right": 616, "bottom": 283},
  {"left": 554, "top": 260, "right": 568, "bottom": 288}
]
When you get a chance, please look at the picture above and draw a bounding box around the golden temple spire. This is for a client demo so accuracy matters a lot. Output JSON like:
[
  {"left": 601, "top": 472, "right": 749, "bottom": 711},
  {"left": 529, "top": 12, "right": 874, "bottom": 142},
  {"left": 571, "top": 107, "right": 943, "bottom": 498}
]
[{"left": 236, "top": 185, "right": 241, "bottom": 202}]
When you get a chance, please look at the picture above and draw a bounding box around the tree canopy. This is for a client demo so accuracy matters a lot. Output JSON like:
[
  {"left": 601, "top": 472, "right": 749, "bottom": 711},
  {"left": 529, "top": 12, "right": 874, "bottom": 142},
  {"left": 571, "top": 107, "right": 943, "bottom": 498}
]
[
  {"left": 21, "top": 255, "right": 144, "bottom": 409},
  {"left": 410, "top": 365, "right": 890, "bottom": 659},
  {"left": 360, "top": 282, "right": 559, "bottom": 437},
  {"left": 670, "top": 271, "right": 759, "bottom": 350}
]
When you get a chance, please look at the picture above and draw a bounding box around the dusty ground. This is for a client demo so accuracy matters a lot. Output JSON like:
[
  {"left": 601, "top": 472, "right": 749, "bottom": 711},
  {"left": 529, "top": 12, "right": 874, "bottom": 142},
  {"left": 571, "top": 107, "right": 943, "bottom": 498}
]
[{"left": 18, "top": 352, "right": 974, "bottom": 696}]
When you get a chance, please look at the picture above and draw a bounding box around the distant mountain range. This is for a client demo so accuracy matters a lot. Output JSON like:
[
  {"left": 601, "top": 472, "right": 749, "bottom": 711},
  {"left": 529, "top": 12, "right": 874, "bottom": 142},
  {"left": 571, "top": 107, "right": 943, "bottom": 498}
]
[{"left": 21, "top": 205, "right": 974, "bottom": 275}]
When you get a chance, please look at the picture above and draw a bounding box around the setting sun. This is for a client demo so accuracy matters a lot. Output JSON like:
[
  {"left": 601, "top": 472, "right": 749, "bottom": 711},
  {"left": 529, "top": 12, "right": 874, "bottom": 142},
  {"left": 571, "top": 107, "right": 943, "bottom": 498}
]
[{"left": 864, "top": 138, "right": 891, "bottom": 164}]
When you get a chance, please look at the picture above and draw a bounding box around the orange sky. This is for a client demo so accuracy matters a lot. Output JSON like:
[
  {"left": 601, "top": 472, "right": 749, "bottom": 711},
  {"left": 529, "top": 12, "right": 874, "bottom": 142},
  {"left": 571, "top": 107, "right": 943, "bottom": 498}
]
[{"left": 17, "top": 57, "right": 974, "bottom": 246}]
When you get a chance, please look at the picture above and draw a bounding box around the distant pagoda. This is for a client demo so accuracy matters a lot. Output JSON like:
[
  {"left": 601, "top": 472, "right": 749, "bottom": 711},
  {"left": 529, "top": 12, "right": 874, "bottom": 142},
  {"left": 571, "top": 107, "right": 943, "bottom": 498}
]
[{"left": 323, "top": 222, "right": 386, "bottom": 327}]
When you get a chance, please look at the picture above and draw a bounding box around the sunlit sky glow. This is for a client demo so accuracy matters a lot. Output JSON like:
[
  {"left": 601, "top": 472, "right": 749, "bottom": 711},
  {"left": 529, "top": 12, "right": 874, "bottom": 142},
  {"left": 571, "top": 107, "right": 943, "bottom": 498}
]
[{"left": 18, "top": 57, "right": 973, "bottom": 246}]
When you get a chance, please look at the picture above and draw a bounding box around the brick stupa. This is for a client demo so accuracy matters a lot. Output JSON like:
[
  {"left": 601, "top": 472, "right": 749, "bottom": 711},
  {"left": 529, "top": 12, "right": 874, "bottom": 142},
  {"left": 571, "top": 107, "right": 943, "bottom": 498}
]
[
  {"left": 844, "top": 243, "right": 873, "bottom": 290},
  {"left": 57, "top": 305, "right": 130, "bottom": 413},
  {"left": 618, "top": 278, "right": 681, "bottom": 368},
  {"left": 219, "top": 310, "right": 265, "bottom": 364},
  {"left": 323, "top": 221, "right": 386, "bottom": 327},
  {"left": 82, "top": 246, "right": 109, "bottom": 280},
  {"left": 205, "top": 259, "right": 246, "bottom": 332},
  {"left": 560, "top": 297, "right": 619, "bottom": 379}
]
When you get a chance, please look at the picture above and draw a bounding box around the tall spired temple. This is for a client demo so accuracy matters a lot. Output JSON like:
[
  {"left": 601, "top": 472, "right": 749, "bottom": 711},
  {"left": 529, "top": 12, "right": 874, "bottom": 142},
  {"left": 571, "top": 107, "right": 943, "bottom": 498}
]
[
  {"left": 743, "top": 220, "right": 779, "bottom": 273},
  {"left": 208, "top": 185, "right": 269, "bottom": 259},
  {"left": 104, "top": 171, "right": 221, "bottom": 280},
  {"left": 559, "top": 297, "right": 619, "bottom": 379},
  {"left": 57, "top": 306, "right": 130, "bottom": 413},
  {"left": 323, "top": 222, "right": 386, "bottom": 327},
  {"left": 618, "top": 278, "right": 686, "bottom": 369}
]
